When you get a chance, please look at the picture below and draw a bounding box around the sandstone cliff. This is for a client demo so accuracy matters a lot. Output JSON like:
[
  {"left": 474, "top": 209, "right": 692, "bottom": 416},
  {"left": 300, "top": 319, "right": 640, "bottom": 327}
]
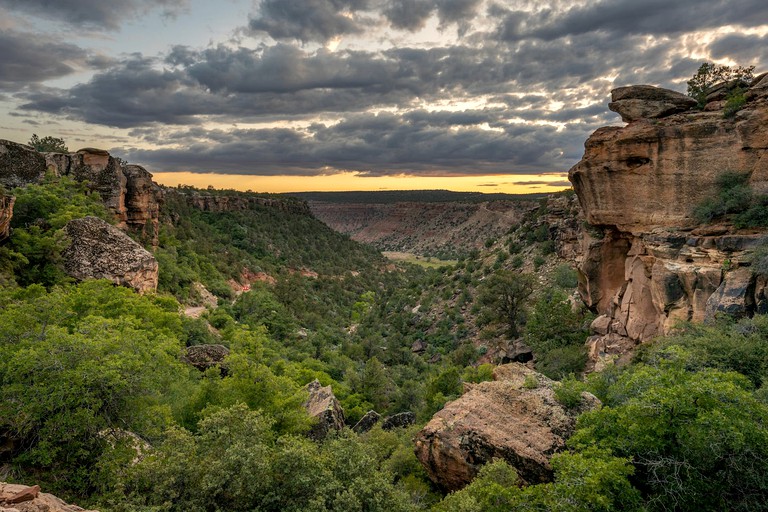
[
  {"left": 569, "top": 76, "right": 768, "bottom": 370},
  {"left": 170, "top": 190, "right": 311, "bottom": 216},
  {"left": 0, "top": 141, "right": 163, "bottom": 246}
]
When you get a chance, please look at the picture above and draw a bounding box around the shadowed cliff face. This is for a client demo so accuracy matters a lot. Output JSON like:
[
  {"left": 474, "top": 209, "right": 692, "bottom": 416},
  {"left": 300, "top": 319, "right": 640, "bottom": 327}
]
[{"left": 569, "top": 77, "right": 768, "bottom": 371}]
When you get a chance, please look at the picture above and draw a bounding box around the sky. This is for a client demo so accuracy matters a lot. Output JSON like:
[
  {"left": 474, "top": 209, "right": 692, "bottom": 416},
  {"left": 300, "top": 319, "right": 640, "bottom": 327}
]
[{"left": 1, "top": 0, "right": 767, "bottom": 194}]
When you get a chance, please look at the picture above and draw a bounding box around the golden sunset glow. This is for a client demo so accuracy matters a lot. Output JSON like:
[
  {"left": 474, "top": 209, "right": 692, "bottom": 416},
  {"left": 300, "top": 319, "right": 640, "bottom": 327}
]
[{"left": 151, "top": 171, "right": 572, "bottom": 195}]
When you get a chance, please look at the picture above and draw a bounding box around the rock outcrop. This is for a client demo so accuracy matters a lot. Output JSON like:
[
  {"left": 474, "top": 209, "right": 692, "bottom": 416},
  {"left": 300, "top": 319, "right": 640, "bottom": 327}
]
[
  {"left": 0, "top": 140, "right": 164, "bottom": 246},
  {"left": 62, "top": 216, "right": 159, "bottom": 293},
  {"left": 414, "top": 363, "right": 599, "bottom": 491},
  {"left": 569, "top": 79, "right": 768, "bottom": 371},
  {"left": 0, "top": 483, "right": 97, "bottom": 512},
  {"left": 381, "top": 411, "right": 416, "bottom": 430},
  {"left": 352, "top": 410, "right": 381, "bottom": 434},
  {"left": 303, "top": 380, "right": 345, "bottom": 440},
  {"left": 0, "top": 193, "right": 13, "bottom": 240}
]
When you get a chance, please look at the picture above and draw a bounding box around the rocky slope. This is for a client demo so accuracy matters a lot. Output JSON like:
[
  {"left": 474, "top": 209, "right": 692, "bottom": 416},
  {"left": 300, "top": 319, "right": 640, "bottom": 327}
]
[
  {"left": 569, "top": 75, "right": 768, "bottom": 370},
  {"left": 308, "top": 199, "right": 538, "bottom": 257}
]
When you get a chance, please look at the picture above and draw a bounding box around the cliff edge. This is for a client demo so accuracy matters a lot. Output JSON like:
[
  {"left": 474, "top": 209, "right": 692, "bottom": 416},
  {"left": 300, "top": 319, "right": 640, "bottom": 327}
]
[{"left": 569, "top": 74, "right": 768, "bottom": 370}]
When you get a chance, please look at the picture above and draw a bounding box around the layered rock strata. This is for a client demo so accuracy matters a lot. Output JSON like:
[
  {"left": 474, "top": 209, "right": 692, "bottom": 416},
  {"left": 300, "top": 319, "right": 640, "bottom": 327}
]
[
  {"left": 414, "top": 363, "right": 599, "bottom": 491},
  {"left": 569, "top": 79, "right": 768, "bottom": 370}
]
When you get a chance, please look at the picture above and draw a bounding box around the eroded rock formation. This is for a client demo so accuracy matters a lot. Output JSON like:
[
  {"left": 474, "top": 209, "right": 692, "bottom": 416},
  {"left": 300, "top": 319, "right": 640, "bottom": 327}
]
[
  {"left": 569, "top": 79, "right": 768, "bottom": 370},
  {"left": 414, "top": 363, "right": 599, "bottom": 491},
  {"left": 62, "top": 216, "right": 159, "bottom": 293}
]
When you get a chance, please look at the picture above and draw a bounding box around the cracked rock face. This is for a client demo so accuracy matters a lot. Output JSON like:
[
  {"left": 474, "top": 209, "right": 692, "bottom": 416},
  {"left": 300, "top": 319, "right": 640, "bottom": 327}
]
[
  {"left": 569, "top": 81, "right": 768, "bottom": 371},
  {"left": 414, "top": 363, "right": 599, "bottom": 491},
  {"left": 62, "top": 216, "right": 158, "bottom": 294}
]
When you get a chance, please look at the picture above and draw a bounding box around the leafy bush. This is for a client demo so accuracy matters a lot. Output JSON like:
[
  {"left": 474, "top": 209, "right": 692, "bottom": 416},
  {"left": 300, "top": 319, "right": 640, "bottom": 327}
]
[
  {"left": 687, "top": 62, "right": 754, "bottom": 108},
  {"left": 552, "top": 264, "right": 579, "bottom": 289},
  {"left": 573, "top": 358, "right": 768, "bottom": 512},
  {"left": 692, "top": 170, "right": 768, "bottom": 227},
  {"left": 28, "top": 134, "right": 68, "bottom": 153},
  {"left": 524, "top": 288, "right": 591, "bottom": 379}
]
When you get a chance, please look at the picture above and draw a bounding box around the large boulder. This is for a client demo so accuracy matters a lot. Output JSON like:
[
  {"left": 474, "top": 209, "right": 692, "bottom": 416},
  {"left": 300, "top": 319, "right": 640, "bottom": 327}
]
[
  {"left": 46, "top": 148, "right": 127, "bottom": 220},
  {"left": 61, "top": 216, "right": 159, "bottom": 293},
  {"left": 352, "top": 410, "right": 381, "bottom": 434},
  {"left": 608, "top": 85, "right": 698, "bottom": 122},
  {"left": 0, "top": 482, "right": 97, "bottom": 511},
  {"left": 0, "top": 140, "right": 46, "bottom": 188},
  {"left": 414, "top": 363, "right": 599, "bottom": 491},
  {"left": 303, "top": 380, "right": 345, "bottom": 440}
]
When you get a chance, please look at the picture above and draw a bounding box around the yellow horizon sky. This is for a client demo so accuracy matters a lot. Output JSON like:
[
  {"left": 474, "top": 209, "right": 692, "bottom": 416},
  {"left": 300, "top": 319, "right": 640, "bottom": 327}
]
[{"left": 151, "top": 171, "right": 572, "bottom": 195}]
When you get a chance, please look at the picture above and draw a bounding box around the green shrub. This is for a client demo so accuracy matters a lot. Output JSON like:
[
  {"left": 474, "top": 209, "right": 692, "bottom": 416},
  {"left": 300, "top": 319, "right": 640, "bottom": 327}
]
[
  {"left": 552, "top": 264, "right": 579, "bottom": 289},
  {"left": 554, "top": 375, "right": 587, "bottom": 409}
]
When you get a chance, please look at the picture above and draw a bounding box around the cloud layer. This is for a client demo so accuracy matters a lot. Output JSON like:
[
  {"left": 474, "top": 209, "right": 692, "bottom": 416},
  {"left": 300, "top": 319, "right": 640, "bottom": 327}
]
[{"left": 2, "top": 0, "right": 766, "bottom": 178}]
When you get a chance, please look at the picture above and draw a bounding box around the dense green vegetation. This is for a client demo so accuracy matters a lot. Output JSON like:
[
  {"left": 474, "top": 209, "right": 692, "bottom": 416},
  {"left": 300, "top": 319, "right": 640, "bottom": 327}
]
[
  {"left": 693, "top": 171, "right": 768, "bottom": 227},
  {"left": 4, "top": 174, "right": 768, "bottom": 510}
]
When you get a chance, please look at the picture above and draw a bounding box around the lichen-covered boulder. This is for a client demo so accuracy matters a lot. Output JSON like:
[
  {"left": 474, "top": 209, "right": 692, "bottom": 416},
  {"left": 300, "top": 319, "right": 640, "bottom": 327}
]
[
  {"left": 62, "top": 216, "right": 158, "bottom": 293},
  {"left": 0, "top": 140, "right": 46, "bottom": 188},
  {"left": 183, "top": 344, "right": 230, "bottom": 373},
  {"left": 352, "top": 410, "right": 381, "bottom": 434},
  {"left": 303, "top": 380, "right": 345, "bottom": 440}
]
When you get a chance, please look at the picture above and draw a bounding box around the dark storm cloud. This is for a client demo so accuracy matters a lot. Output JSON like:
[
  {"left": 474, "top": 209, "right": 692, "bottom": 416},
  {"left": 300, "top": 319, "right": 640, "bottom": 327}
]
[
  {"left": 121, "top": 111, "right": 592, "bottom": 176},
  {"left": 383, "top": 0, "right": 434, "bottom": 31},
  {"left": 709, "top": 33, "right": 768, "bottom": 64},
  {"left": 0, "top": 30, "right": 108, "bottom": 90},
  {"left": 248, "top": 0, "right": 485, "bottom": 42},
  {"left": 249, "top": 0, "right": 369, "bottom": 42},
  {"left": 496, "top": 0, "right": 768, "bottom": 41},
  {"left": 0, "top": 0, "right": 189, "bottom": 30},
  {"left": 17, "top": 34, "right": 668, "bottom": 134}
]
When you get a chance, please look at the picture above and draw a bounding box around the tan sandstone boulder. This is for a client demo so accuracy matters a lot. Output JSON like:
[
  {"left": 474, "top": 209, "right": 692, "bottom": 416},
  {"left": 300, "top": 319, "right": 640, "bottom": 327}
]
[
  {"left": 414, "top": 363, "right": 599, "bottom": 491},
  {"left": 62, "top": 216, "right": 159, "bottom": 293},
  {"left": 0, "top": 482, "right": 97, "bottom": 512}
]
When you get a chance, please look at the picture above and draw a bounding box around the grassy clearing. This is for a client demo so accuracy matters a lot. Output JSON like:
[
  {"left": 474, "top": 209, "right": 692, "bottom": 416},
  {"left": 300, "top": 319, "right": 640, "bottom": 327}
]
[{"left": 383, "top": 251, "right": 458, "bottom": 268}]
